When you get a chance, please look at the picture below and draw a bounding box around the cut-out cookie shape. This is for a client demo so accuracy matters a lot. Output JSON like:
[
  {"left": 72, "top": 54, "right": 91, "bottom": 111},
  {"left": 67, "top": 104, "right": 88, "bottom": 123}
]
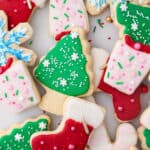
[
  {"left": 49, "top": 0, "right": 89, "bottom": 37},
  {"left": 91, "top": 48, "right": 109, "bottom": 91},
  {"left": 0, "top": 0, "right": 47, "bottom": 30},
  {"left": 115, "top": 2, "right": 150, "bottom": 46},
  {"left": 88, "top": 123, "right": 137, "bottom": 150},
  {"left": 0, "top": 11, "right": 37, "bottom": 67},
  {"left": 0, "top": 115, "right": 50, "bottom": 150},
  {"left": 34, "top": 28, "right": 94, "bottom": 115},
  {"left": 31, "top": 97, "right": 105, "bottom": 150},
  {"left": 85, "top": 0, "right": 108, "bottom": 16},
  {"left": 0, "top": 60, "right": 40, "bottom": 112},
  {"left": 138, "top": 106, "right": 150, "bottom": 150},
  {"left": 104, "top": 39, "right": 150, "bottom": 95}
]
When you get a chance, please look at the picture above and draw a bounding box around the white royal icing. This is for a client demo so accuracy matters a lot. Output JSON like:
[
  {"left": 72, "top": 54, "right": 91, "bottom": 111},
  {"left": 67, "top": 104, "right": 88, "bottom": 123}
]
[
  {"left": 64, "top": 97, "right": 105, "bottom": 128},
  {"left": 31, "top": 0, "right": 47, "bottom": 7}
]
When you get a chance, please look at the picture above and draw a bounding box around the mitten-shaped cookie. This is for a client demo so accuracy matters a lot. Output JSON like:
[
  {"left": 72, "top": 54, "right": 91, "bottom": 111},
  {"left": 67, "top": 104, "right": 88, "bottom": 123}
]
[
  {"left": 85, "top": 0, "right": 108, "bottom": 15},
  {"left": 34, "top": 28, "right": 94, "bottom": 115},
  {"left": 0, "top": 115, "right": 50, "bottom": 150},
  {"left": 0, "top": 0, "right": 47, "bottom": 30},
  {"left": 88, "top": 123, "right": 137, "bottom": 150},
  {"left": 138, "top": 106, "right": 150, "bottom": 150},
  {"left": 0, "top": 11, "right": 37, "bottom": 67},
  {"left": 31, "top": 97, "right": 105, "bottom": 150},
  {"left": 49, "top": 0, "right": 89, "bottom": 37}
]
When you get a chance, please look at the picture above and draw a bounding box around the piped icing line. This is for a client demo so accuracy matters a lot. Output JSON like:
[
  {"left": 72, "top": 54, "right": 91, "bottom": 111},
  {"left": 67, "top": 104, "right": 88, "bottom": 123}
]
[
  {"left": 31, "top": 97, "right": 105, "bottom": 150},
  {"left": 125, "top": 35, "right": 150, "bottom": 53},
  {"left": 88, "top": 123, "right": 137, "bottom": 150},
  {"left": 0, "top": 115, "right": 50, "bottom": 150},
  {"left": 87, "top": 0, "right": 108, "bottom": 9}
]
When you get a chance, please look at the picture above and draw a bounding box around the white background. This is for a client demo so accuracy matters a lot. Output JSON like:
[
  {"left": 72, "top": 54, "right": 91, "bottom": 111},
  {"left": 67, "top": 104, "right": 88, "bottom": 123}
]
[{"left": 0, "top": 3, "right": 149, "bottom": 149}]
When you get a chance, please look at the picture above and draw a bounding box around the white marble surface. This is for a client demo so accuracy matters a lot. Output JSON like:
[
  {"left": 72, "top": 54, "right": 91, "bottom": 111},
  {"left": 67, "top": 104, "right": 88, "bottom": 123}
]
[{"left": 0, "top": 3, "right": 149, "bottom": 149}]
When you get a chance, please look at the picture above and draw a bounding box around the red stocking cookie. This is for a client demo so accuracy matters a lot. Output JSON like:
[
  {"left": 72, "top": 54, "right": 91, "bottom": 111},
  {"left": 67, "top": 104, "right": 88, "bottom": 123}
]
[
  {"left": 88, "top": 123, "right": 137, "bottom": 150},
  {"left": 0, "top": 0, "right": 47, "bottom": 30},
  {"left": 31, "top": 97, "right": 105, "bottom": 150}
]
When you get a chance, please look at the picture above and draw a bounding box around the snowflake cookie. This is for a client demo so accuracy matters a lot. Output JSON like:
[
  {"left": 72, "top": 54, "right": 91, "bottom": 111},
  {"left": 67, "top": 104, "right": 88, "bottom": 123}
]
[
  {"left": 0, "top": 115, "right": 50, "bottom": 150},
  {"left": 34, "top": 28, "right": 94, "bottom": 115},
  {"left": 0, "top": 11, "right": 37, "bottom": 67},
  {"left": 30, "top": 97, "right": 105, "bottom": 150}
]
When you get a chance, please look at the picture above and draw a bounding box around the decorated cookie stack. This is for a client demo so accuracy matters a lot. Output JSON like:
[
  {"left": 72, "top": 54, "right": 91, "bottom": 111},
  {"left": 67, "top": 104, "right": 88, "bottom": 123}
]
[{"left": 0, "top": 0, "right": 149, "bottom": 149}]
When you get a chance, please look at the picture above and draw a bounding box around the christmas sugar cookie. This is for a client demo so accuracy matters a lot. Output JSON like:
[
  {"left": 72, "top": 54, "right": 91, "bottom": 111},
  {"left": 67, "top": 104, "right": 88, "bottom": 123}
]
[
  {"left": 85, "top": 0, "right": 108, "bottom": 16},
  {"left": 34, "top": 28, "right": 94, "bottom": 115},
  {"left": 104, "top": 39, "right": 150, "bottom": 95},
  {"left": 0, "top": 60, "right": 40, "bottom": 113},
  {"left": 31, "top": 97, "right": 105, "bottom": 150},
  {"left": 0, "top": 115, "right": 50, "bottom": 150},
  {"left": 91, "top": 48, "right": 109, "bottom": 91},
  {"left": 138, "top": 106, "right": 150, "bottom": 150},
  {"left": 88, "top": 123, "right": 137, "bottom": 150},
  {"left": 0, "top": 0, "right": 47, "bottom": 30},
  {"left": 0, "top": 11, "right": 37, "bottom": 67},
  {"left": 49, "top": 0, "right": 89, "bottom": 37}
]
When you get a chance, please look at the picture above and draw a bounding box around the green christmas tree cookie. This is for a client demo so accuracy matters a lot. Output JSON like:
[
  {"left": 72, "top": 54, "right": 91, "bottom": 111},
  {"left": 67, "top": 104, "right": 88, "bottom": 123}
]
[
  {"left": 0, "top": 115, "right": 50, "bottom": 150},
  {"left": 34, "top": 28, "right": 93, "bottom": 115},
  {"left": 116, "top": 2, "right": 150, "bottom": 45}
]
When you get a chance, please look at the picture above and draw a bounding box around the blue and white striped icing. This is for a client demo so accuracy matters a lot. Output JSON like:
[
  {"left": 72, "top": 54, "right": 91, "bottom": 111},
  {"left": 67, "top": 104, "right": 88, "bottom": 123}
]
[{"left": 87, "top": 0, "right": 107, "bottom": 9}]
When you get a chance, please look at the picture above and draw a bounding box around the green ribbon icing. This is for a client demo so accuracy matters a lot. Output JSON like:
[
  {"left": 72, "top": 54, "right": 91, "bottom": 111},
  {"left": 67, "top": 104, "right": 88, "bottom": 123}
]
[
  {"left": 0, "top": 118, "right": 49, "bottom": 150},
  {"left": 116, "top": 2, "right": 150, "bottom": 45},
  {"left": 144, "top": 128, "right": 150, "bottom": 148},
  {"left": 34, "top": 32, "right": 90, "bottom": 96}
]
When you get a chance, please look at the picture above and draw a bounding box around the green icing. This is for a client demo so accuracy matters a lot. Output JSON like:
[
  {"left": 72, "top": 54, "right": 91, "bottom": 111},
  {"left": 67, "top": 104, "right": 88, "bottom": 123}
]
[
  {"left": 34, "top": 32, "right": 90, "bottom": 96},
  {"left": 0, "top": 118, "right": 49, "bottom": 150},
  {"left": 144, "top": 128, "right": 150, "bottom": 148},
  {"left": 116, "top": 2, "right": 150, "bottom": 45}
]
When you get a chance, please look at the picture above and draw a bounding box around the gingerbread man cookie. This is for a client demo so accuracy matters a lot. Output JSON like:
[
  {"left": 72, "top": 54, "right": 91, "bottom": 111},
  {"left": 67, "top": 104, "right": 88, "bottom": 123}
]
[{"left": 30, "top": 97, "right": 105, "bottom": 150}]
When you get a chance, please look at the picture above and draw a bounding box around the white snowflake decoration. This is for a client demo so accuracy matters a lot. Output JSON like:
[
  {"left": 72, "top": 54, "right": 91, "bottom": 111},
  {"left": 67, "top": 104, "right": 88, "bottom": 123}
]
[
  {"left": 120, "top": 3, "right": 128, "bottom": 11},
  {"left": 14, "top": 133, "right": 23, "bottom": 142},
  {"left": 60, "top": 79, "right": 67, "bottom": 87},
  {"left": 71, "top": 53, "right": 79, "bottom": 61},
  {"left": 39, "top": 122, "right": 47, "bottom": 130},
  {"left": 70, "top": 32, "right": 78, "bottom": 39},
  {"left": 131, "top": 22, "right": 138, "bottom": 31},
  {"left": 43, "top": 60, "right": 50, "bottom": 67}
]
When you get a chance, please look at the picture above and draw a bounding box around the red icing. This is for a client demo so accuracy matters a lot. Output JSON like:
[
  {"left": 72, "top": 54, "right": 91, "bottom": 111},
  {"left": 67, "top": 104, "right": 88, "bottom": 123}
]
[
  {"left": 0, "top": 57, "right": 13, "bottom": 74},
  {"left": 125, "top": 35, "right": 150, "bottom": 53},
  {"left": 31, "top": 119, "right": 93, "bottom": 150},
  {"left": 0, "top": 0, "right": 36, "bottom": 30},
  {"left": 98, "top": 69, "right": 148, "bottom": 121},
  {"left": 55, "top": 31, "right": 71, "bottom": 41}
]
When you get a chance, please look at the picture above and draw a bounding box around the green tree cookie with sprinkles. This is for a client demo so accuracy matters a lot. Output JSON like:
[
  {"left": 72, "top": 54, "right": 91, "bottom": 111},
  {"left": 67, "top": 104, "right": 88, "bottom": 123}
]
[
  {"left": 0, "top": 115, "right": 50, "bottom": 150},
  {"left": 34, "top": 28, "right": 94, "bottom": 115}
]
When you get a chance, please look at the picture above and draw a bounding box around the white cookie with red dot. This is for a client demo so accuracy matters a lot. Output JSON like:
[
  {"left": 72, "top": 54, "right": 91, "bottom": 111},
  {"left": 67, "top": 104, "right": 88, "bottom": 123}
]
[{"left": 30, "top": 97, "right": 105, "bottom": 150}]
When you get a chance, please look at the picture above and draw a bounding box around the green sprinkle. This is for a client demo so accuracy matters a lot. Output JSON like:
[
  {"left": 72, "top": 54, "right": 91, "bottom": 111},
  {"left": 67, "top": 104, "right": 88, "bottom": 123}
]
[
  {"left": 53, "top": 17, "right": 58, "bottom": 20},
  {"left": 63, "top": 0, "right": 67, "bottom": 3},
  {"left": 138, "top": 70, "right": 142, "bottom": 76},
  {"left": 117, "top": 62, "right": 123, "bottom": 69},
  {"left": 50, "top": 4, "right": 55, "bottom": 8},
  {"left": 4, "top": 93, "right": 7, "bottom": 98},
  {"left": 5, "top": 75, "right": 9, "bottom": 81},
  {"left": 77, "top": 9, "right": 83, "bottom": 14},
  {"left": 107, "top": 72, "right": 110, "bottom": 79},
  {"left": 116, "top": 81, "right": 124, "bottom": 85},
  {"left": 64, "top": 13, "right": 69, "bottom": 18},
  {"left": 64, "top": 25, "right": 69, "bottom": 30},
  {"left": 97, "top": 19, "right": 104, "bottom": 28},
  {"left": 129, "top": 56, "right": 135, "bottom": 61},
  {"left": 29, "top": 40, "right": 33, "bottom": 46},
  {"left": 30, "top": 97, "right": 34, "bottom": 102},
  {"left": 18, "top": 76, "right": 24, "bottom": 79},
  {"left": 16, "top": 90, "right": 19, "bottom": 96}
]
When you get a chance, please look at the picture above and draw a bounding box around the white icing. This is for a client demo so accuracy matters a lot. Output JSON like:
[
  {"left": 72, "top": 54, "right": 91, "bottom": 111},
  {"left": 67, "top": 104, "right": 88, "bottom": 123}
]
[
  {"left": 91, "top": 48, "right": 109, "bottom": 89},
  {"left": 64, "top": 97, "right": 105, "bottom": 128},
  {"left": 140, "top": 106, "right": 150, "bottom": 129},
  {"left": 88, "top": 123, "right": 137, "bottom": 150},
  {"left": 31, "top": 0, "right": 47, "bottom": 7}
]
